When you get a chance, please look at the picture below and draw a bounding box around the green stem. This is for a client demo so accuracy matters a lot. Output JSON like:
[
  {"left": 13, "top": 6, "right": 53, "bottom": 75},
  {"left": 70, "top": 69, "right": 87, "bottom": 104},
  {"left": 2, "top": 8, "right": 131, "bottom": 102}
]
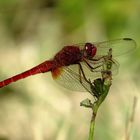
[
  {"left": 88, "top": 112, "right": 96, "bottom": 140},
  {"left": 88, "top": 82, "right": 110, "bottom": 140}
]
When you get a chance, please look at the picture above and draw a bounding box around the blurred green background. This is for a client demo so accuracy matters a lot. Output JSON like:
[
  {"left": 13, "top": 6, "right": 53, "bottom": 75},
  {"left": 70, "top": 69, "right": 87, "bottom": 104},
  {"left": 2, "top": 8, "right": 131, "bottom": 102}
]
[{"left": 0, "top": 0, "right": 139, "bottom": 140}]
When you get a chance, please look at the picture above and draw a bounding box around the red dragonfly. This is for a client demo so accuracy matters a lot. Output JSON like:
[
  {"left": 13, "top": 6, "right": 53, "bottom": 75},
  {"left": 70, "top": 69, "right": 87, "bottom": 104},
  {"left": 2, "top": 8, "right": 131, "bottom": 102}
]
[{"left": 0, "top": 38, "right": 136, "bottom": 93}]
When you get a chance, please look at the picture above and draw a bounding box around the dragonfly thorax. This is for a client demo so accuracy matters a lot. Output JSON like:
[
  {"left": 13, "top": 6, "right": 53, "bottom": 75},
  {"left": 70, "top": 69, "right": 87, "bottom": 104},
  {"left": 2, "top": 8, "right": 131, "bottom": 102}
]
[{"left": 54, "top": 46, "right": 82, "bottom": 67}]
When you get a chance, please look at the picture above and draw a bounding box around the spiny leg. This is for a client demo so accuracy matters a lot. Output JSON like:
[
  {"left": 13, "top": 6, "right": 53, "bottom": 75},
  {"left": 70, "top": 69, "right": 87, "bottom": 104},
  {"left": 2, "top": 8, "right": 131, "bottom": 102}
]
[
  {"left": 78, "top": 63, "right": 93, "bottom": 93},
  {"left": 78, "top": 63, "right": 91, "bottom": 84},
  {"left": 83, "top": 58, "right": 103, "bottom": 72},
  {"left": 89, "top": 56, "right": 105, "bottom": 61}
]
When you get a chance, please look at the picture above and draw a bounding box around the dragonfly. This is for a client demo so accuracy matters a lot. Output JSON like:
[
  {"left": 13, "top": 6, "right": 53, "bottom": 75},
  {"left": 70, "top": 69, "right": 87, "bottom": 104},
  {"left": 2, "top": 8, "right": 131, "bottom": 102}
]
[{"left": 0, "top": 38, "right": 136, "bottom": 93}]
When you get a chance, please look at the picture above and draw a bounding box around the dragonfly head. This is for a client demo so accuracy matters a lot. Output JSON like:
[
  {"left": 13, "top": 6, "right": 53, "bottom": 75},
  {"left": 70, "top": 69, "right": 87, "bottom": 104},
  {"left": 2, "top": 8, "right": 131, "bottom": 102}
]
[{"left": 83, "top": 42, "right": 97, "bottom": 58}]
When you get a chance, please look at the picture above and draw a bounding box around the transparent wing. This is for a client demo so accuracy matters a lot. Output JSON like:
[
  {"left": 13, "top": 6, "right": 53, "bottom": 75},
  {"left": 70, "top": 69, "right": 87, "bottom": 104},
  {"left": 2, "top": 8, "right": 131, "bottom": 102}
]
[
  {"left": 51, "top": 58, "right": 119, "bottom": 92},
  {"left": 51, "top": 65, "right": 92, "bottom": 93},
  {"left": 94, "top": 38, "right": 136, "bottom": 57}
]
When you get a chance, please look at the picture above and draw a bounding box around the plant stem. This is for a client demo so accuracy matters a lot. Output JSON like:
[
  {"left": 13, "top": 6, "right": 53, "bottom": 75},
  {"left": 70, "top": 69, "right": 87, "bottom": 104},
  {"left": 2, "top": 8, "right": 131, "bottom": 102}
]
[
  {"left": 88, "top": 112, "right": 96, "bottom": 140},
  {"left": 88, "top": 79, "right": 111, "bottom": 140}
]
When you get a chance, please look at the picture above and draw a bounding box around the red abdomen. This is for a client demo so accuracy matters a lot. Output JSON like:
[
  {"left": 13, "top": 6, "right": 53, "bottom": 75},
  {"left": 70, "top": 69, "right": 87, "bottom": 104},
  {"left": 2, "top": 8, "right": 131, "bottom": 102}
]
[{"left": 0, "top": 60, "right": 54, "bottom": 88}]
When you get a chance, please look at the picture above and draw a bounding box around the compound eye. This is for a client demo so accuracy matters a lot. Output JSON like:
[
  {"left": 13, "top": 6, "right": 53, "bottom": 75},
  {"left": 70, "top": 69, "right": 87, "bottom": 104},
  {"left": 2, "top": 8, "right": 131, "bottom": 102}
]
[{"left": 84, "top": 43, "right": 97, "bottom": 57}]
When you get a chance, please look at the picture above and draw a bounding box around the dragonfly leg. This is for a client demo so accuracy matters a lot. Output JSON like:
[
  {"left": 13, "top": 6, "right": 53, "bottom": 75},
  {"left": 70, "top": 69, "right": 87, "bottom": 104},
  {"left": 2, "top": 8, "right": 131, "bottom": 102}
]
[
  {"left": 78, "top": 63, "right": 91, "bottom": 84},
  {"left": 78, "top": 63, "right": 96, "bottom": 97},
  {"left": 79, "top": 65, "right": 82, "bottom": 83},
  {"left": 89, "top": 56, "right": 105, "bottom": 61},
  {"left": 83, "top": 58, "right": 103, "bottom": 72},
  {"left": 89, "top": 55, "right": 111, "bottom": 62},
  {"left": 78, "top": 63, "right": 94, "bottom": 94}
]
